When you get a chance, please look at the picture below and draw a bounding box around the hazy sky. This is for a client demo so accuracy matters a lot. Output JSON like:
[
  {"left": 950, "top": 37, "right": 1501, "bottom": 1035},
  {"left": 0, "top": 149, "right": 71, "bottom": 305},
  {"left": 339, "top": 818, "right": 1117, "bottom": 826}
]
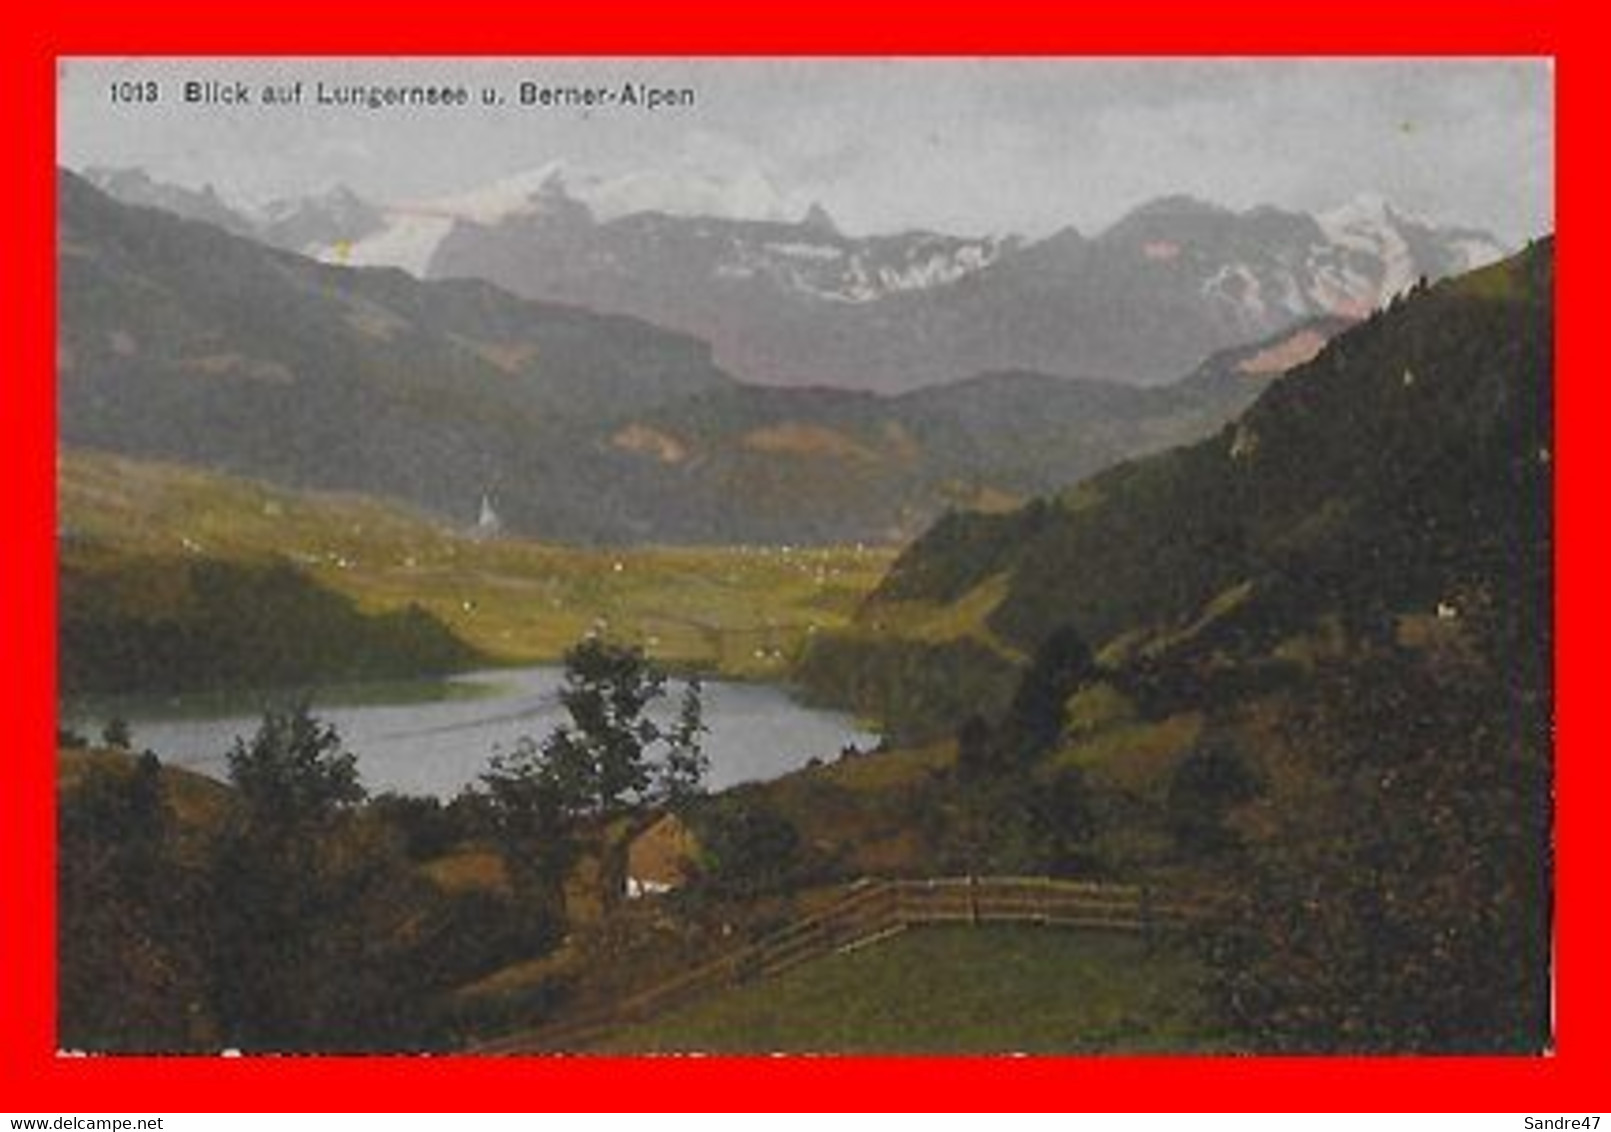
[{"left": 58, "top": 57, "right": 1553, "bottom": 242}]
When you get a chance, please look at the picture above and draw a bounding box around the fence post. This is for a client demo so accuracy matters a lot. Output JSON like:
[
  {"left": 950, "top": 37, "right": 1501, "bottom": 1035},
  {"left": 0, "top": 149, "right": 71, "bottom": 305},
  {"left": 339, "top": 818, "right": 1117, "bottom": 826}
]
[
  {"left": 1140, "top": 883, "right": 1156, "bottom": 955},
  {"left": 968, "top": 874, "right": 979, "bottom": 927}
]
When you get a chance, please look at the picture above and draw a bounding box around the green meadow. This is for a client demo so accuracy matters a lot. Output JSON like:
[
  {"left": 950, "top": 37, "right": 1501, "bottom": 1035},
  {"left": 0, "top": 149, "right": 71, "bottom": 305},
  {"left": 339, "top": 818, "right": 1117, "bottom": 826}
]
[{"left": 59, "top": 448, "right": 895, "bottom": 680}]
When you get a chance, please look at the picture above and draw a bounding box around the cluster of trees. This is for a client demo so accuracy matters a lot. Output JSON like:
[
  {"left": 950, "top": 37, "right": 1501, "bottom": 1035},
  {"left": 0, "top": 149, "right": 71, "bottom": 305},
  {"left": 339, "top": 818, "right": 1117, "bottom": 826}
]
[
  {"left": 59, "top": 748, "right": 206, "bottom": 1048},
  {"left": 60, "top": 701, "right": 566, "bottom": 1051},
  {"left": 59, "top": 634, "right": 715, "bottom": 1052},
  {"left": 1199, "top": 636, "right": 1551, "bottom": 1053},
  {"left": 793, "top": 632, "right": 1020, "bottom": 744},
  {"left": 60, "top": 556, "right": 478, "bottom": 696},
  {"left": 922, "top": 599, "right": 1551, "bottom": 1055},
  {"left": 477, "top": 635, "right": 708, "bottom": 922},
  {"left": 932, "top": 625, "right": 1101, "bottom": 877}
]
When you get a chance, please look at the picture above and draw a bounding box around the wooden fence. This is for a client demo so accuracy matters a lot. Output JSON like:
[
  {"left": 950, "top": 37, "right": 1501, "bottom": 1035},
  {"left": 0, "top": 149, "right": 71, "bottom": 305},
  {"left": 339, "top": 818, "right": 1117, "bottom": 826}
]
[{"left": 474, "top": 876, "right": 1199, "bottom": 1053}]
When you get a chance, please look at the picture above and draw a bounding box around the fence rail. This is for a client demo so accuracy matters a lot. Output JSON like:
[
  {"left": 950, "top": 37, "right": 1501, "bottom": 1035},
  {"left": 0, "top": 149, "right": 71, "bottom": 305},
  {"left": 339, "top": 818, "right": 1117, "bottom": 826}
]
[{"left": 474, "top": 875, "right": 1199, "bottom": 1053}]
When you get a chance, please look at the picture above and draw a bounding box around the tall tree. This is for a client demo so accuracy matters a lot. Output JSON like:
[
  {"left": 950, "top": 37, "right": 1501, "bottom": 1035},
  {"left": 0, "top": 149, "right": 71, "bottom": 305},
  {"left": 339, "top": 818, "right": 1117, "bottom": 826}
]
[
  {"left": 953, "top": 713, "right": 999, "bottom": 782},
  {"left": 1000, "top": 623, "right": 1098, "bottom": 762},
  {"left": 208, "top": 701, "right": 397, "bottom": 1050},
  {"left": 661, "top": 677, "right": 710, "bottom": 812},
  {"left": 482, "top": 636, "right": 706, "bottom": 920},
  {"left": 479, "top": 736, "right": 585, "bottom": 923},
  {"left": 225, "top": 700, "right": 364, "bottom": 835}
]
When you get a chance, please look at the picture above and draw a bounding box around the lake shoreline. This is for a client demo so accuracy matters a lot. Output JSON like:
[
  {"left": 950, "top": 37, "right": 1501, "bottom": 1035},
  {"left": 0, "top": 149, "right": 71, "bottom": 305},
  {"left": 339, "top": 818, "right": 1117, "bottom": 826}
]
[{"left": 61, "top": 664, "right": 880, "bottom": 800}]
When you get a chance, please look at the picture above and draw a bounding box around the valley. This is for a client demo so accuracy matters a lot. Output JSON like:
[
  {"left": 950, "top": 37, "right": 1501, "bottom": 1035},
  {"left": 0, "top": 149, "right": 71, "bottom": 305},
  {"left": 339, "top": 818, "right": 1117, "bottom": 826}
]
[{"left": 62, "top": 170, "right": 1329, "bottom": 547}]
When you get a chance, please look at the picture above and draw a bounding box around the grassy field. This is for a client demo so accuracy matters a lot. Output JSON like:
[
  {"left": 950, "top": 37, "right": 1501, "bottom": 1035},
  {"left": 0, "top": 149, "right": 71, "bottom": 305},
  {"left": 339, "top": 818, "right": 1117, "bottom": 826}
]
[
  {"left": 59, "top": 449, "right": 894, "bottom": 680},
  {"left": 592, "top": 925, "right": 1228, "bottom": 1054}
]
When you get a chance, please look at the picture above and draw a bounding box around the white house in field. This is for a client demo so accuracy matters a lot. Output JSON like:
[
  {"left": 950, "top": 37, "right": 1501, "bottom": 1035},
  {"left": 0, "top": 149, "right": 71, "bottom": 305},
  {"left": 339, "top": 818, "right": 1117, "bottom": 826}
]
[{"left": 625, "top": 813, "right": 699, "bottom": 899}]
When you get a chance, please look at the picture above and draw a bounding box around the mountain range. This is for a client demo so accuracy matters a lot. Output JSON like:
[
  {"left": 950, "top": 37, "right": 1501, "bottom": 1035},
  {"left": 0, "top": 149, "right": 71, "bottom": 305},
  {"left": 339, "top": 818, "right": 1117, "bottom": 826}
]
[
  {"left": 60, "top": 169, "right": 1338, "bottom": 545},
  {"left": 82, "top": 164, "right": 1504, "bottom": 392}
]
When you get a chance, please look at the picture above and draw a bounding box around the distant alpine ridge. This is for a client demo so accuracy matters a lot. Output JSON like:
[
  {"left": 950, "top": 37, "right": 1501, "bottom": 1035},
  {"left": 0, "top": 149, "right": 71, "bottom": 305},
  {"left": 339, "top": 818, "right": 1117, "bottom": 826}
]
[
  {"left": 58, "top": 169, "right": 1321, "bottom": 545},
  {"left": 82, "top": 164, "right": 1506, "bottom": 391}
]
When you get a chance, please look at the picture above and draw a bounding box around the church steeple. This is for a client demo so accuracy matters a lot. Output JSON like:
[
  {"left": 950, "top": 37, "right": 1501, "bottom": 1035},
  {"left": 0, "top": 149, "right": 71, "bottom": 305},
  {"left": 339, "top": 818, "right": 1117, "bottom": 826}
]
[{"left": 473, "top": 493, "right": 502, "bottom": 539}]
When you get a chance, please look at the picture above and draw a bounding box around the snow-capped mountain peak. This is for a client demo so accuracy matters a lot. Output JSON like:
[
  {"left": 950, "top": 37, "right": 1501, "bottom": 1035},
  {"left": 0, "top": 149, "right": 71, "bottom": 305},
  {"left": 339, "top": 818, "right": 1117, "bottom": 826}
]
[
  {"left": 1321, "top": 189, "right": 1391, "bottom": 223},
  {"left": 262, "top": 182, "right": 364, "bottom": 217},
  {"left": 77, "top": 164, "right": 1513, "bottom": 388},
  {"left": 1318, "top": 191, "right": 1414, "bottom": 249},
  {"left": 1316, "top": 189, "right": 1447, "bottom": 233},
  {"left": 1315, "top": 191, "right": 1505, "bottom": 303},
  {"left": 575, "top": 165, "right": 801, "bottom": 224},
  {"left": 415, "top": 160, "right": 573, "bottom": 224},
  {"left": 1312, "top": 193, "right": 1416, "bottom": 303}
]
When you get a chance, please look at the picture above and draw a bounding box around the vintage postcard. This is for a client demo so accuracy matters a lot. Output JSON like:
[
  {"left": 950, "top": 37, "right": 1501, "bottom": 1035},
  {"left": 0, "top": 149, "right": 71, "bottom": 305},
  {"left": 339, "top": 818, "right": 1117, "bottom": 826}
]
[{"left": 49, "top": 51, "right": 1554, "bottom": 1071}]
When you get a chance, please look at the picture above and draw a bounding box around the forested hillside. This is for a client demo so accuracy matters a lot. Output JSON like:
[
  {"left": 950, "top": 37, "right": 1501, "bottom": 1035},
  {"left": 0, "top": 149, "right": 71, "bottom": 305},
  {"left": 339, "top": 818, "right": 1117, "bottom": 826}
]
[{"left": 800, "top": 240, "right": 1552, "bottom": 738}]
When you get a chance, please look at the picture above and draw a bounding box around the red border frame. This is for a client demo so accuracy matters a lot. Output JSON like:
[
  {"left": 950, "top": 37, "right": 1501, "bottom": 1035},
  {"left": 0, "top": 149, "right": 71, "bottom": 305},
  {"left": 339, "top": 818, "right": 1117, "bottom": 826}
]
[{"left": 4, "top": 0, "right": 1600, "bottom": 1111}]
